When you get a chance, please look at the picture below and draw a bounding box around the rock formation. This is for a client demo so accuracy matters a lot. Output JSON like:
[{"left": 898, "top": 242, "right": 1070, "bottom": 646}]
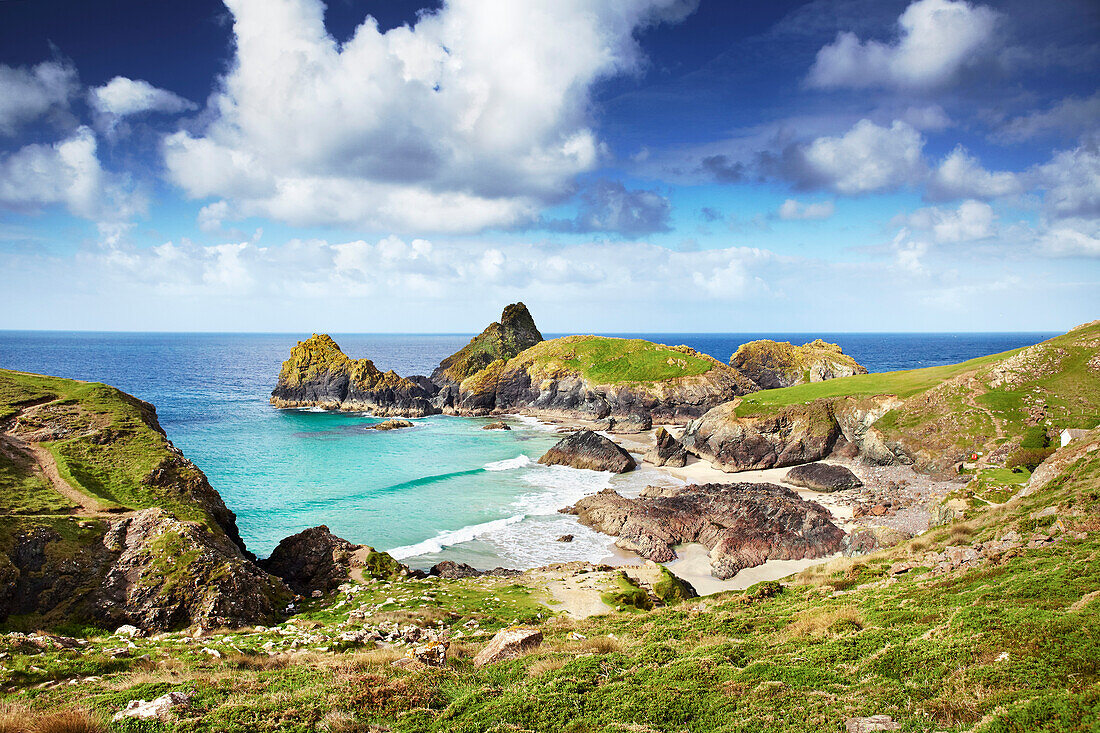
[
  {"left": 473, "top": 627, "right": 543, "bottom": 667},
  {"left": 270, "top": 334, "right": 438, "bottom": 416},
  {"left": 432, "top": 302, "right": 543, "bottom": 388},
  {"left": 783, "top": 463, "right": 863, "bottom": 492},
  {"left": 259, "top": 525, "right": 359, "bottom": 596},
  {"left": 731, "top": 339, "right": 867, "bottom": 389},
  {"left": 644, "top": 427, "right": 688, "bottom": 467},
  {"left": 369, "top": 419, "right": 414, "bottom": 431},
  {"left": 564, "top": 483, "right": 845, "bottom": 579},
  {"left": 538, "top": 430, "right": 637, "bottom": 473}
]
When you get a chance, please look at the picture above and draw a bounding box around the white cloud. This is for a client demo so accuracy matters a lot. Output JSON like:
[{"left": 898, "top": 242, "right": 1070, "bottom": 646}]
[
  {"left": 0, "top": 126, "right": 142, "bottom": 221},
  {"left": 797, "top": 120, "right": 926, "bottom": 195},
  {"left": 198, "top": 200, "right": 231, "bottom": 233},
  {"left": 1034, "top": 143, "right": 1100, "bottom": 220},
  {"left": 163, "top": 0, "right": 694, "bottom": 233},
  {"left": 926, "top": 146, "right": 1023, "bottom": 201},
  {"left": 807, "top": 0, "right": 999, "bottom": 90},
  {"left": 997, "top": 93, "right": 1100, "bottom": 143},
  {"left": 777, "top": 198, "right": 835, "bottom": 221},
  {"left": 901, "top": 105, "right": 952, "bottom": 131},
  {"left": 89, "top": 77, "right": 195, "bottom": 120},
  {"left": 1036, "top": 220, "right": 1100, "bottom": 258},
  {"left": 904, "top": 200, "right": 996, "bottom": 243},
  {"left": 0, "top": 61, "right": 78, "bottom": 135}
]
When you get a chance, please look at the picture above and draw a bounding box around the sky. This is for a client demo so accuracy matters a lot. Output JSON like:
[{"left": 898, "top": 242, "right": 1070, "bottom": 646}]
[{"left": 0, "top": 0, "right": 1098, "bottom": 333}]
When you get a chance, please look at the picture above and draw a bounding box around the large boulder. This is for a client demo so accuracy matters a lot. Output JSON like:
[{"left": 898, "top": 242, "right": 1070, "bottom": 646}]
[
  {"left": 644, "top": 427, "right": 688, "bottom": 467},
  {"left": 473, "top": 627, "right": 543, "bottom": 667},
  {"left": 538, "top": 431, "right": 636, "bottom": 473},
  {"left": 731, "top": 339, "right": 867, "bottom": 389},
  {"left": 563, "top": 483, "right": 844, "bottom": 579},
  {"left": 270, "top": 334, "right": 439, "bottom": 416},
  {"left": 783, "top": 463, "right": 863, "bottom": 492},
  {"left": 259, "top": 526, "right": 358, "bottom": 596}
]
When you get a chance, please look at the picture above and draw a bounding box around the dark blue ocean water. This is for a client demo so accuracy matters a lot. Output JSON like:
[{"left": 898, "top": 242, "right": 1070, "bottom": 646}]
[{"left": 0, "top": 331, "right": 1054, "bottom": 565}]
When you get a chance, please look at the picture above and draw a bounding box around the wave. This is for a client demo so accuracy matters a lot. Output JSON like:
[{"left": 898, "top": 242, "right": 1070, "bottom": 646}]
[
  {"left": 511, "top": 414, "right": 560, "bottom": 433},
  {"left": 483, "top": 454, "right": 534, "bottom": 471},
  {"left": 387, "top": 514, "right": 526, "bottom": 559}
]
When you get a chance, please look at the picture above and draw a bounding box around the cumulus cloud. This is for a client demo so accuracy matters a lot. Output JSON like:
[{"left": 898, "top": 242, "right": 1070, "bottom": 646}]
[
  {"left": 776, "top": 198, "right": 835, "bottom": 221},
  {"left": 545, "top": 180, "right": 672, "bottom": 235},
  {"left": 789, "top": 120, "right": 926, "bottom": 195},
  {"left": 807, "top": 0, "right": 998, "bottom": 90},
  {"left": 89, "top": 77, "right": 196, "bottom": 121},
  {"left": 0, "top": 60, "right": 78, "bottom": 135},
  {"left": 926, "top": 146, "right": 1023, "bottom": 201},
  {"left": 903, "top": 200, "right": 996, "bottom": 243},
  {"left": 0, "top": 126, "right": 142, "bottom": 221},
  {"left": 1036, "top": 220, "right": 1100, "bottom": 258},
  {"left": 1033, "top": 143, "right": 1100, "bottom": 220},
  {"left": 996, "top": 93, "right": 1100, "bottom": 144},
  {"left": 162, "top": 0, "right": 694, "bottom": 233}
]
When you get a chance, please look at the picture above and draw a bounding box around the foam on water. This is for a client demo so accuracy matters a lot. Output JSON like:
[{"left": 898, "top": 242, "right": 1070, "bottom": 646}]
[
  {"left": 511, "top": 414, "right": 560, "bottom": 432},
  {"left": 387, "top": 514, "right": 526, "bottom": 560},
  {"left": 484, "top": 454, "right": 534, "bottom": 471}
]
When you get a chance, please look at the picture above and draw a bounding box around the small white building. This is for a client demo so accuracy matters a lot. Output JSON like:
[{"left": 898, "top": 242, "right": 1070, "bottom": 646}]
[{"left": 1061, "top": 428, "right": 1091, "bottom": 447}]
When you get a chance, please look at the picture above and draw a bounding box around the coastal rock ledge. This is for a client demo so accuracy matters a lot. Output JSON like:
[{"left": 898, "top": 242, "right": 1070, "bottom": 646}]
[
  {"left": 538, "top": 430, "right": 637, "bottom": 473},
  {"left": 563, "top": 483, "right": 845, "bottom": 579}
]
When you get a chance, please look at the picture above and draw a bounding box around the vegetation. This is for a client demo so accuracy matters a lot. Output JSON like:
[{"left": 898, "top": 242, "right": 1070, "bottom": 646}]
[
  {"left": 516, "top": 336, "right": 720, "bottom": 384},
  {"left": 434, "top": 303, "right": 543, "bottom": 384}
]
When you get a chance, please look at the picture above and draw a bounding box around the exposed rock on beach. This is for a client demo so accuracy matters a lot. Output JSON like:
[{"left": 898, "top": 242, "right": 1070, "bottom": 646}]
[{"left": 538, "top": 430, "right": 637, "bottom": 473}]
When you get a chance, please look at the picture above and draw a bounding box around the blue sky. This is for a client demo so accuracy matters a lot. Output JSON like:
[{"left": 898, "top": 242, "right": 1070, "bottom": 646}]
[{"left": 0, "top": 0, "right": 1097, "bottom": 332}]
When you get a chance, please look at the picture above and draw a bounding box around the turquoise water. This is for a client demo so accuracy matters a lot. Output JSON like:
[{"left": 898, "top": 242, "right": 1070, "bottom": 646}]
[{"left": 0, "top": 331, "right": 1055, "bottom": 568}]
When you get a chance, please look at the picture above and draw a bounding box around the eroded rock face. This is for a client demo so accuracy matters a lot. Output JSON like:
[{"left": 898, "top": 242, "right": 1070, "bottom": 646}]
[
  {"left": 431, "top": 303, "right": 544, "bottom": 388},
  {"left": 98, "top": 509, "right": 291, "bottom": 630},
  {"left": 538, "top": 431, "right": 636, "bottom": 473},
  {"left": 259, "top": 526, "right": 358, "bottom": 596},
  {"left": 428, "top": 561, "right": 520, "bottom": 579},
  {"left": 731, "top": 339, "right": 867, "bottom": 389},
  {"left": 784, "top": 463, "right": 863, "bottom": 492},
  {"left": 644, "top": 427, "right": 688, "bottom": 467},
  {"left": 563, "top": 483, "right": 844, "bottom": 579},
  {"left": 271, "top": 334, "right": 439, "bottom": 416}
]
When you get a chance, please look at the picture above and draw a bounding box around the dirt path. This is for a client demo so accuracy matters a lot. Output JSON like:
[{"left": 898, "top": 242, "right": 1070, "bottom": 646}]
[{"left": 963, "top": 377, "right": 1004, "bottom": 446}]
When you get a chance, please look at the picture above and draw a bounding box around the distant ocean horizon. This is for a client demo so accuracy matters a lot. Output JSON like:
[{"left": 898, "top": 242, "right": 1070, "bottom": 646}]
[{"left": 0, "top": 330, "right": 1056, "bottom": 568}]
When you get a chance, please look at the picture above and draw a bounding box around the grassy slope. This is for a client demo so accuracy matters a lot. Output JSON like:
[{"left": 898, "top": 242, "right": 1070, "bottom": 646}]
[
  {"left": 514, "top": 336, "right": 718, "bottom": 384},
  {"left": 0, "top": 369, "right": 214, "bottom": 525},
  {"left": 8, "top": 440, "right": 1099, "bottom": 732}
]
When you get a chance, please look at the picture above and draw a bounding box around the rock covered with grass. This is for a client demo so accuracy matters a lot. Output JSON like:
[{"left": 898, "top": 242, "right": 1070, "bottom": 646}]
[
  {"left": 564, "top": 483, "right": 844, "bottom": 579},
  {"left": 731, "top": 338, "right": 867, "bottom": 389},
  {"left": 538, "top": 430, "right": 636, "bottom": 473}
]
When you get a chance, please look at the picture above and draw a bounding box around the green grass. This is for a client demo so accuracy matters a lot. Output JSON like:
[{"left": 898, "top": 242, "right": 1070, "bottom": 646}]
[
  {"left": 0, "top": 449, "right": 77, "bottom": 514},
  {"left": 522, "top": 336, "right": 717, "bottom": 384}
]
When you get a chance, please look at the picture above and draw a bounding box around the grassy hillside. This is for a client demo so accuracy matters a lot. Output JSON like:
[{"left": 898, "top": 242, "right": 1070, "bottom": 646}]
[
  {"left": 516, "top": 336, "right": 720, "bottom": 384},
  {"left": 4, "top": 433, "right": 1097, "bottom": 731},
  {"left": 0, "top": 369, "right": 220, "bottom": 527}
]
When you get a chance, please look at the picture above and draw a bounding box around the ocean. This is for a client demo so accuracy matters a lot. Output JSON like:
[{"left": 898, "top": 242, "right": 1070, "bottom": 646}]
[{"left": 0, "top": 331, "right": 1054, "bottom": 569}]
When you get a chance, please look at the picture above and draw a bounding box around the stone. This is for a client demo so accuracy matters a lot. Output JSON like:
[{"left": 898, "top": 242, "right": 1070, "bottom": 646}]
[
  {"left": 603, "top": 413, "right": 653, "bottom": 434},
  {"left": 370, "top": 419, "right": 414, "bottom": 431},
  {"left": 644, "top": 427, "right": 689, "bottom": 468},
  {"left": 482, "top": 421, "right": 511, "bottom": 430},
  {"left": 564, "top": 483, "right": 844, "bottom": 580},
  {"left": 114, "top": 625, "right": 141, "bottom": 638},
  {"left": 556, "top": 534, "right": 574, "bottom": 543},
  {"left": 259, "top": 526, "right": 359, "bottom": 596},
  {"left": 113, "top": 691, "right": 192, "bottom": 722},
  {"left": 845, "top": 716, "right": 900, "bottom": 733},
  {"left": 870, "top": 504, "right": 888, "bottom": 516},
  {"left": 538, "top": 430, "right": 636, "bottom": 473},
  {"left": 782, "top": 463, "right": 863, "bottom": 492},
  {"left": 410, "top": 641, "right": 449, "bottom": 667},
  {"left": 473, "top": 627, "right": 543, "bottom": 667}
]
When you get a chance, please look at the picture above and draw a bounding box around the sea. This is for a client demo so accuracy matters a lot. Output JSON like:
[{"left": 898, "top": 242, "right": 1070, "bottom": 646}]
[{"left": 0, "top": 331, "right": 1054, "bottom": 569}]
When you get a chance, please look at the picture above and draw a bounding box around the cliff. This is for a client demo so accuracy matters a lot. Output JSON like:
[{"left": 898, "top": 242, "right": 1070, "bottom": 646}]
[
  {"left": 0, "top": 368, "right": 292, "bottom": 630},
  {"left": 432, "top": 302, "right": 544, "bottom": 387},
  {"left": 682, "top": 321, "right": 1100, "bottom": 474},
  {"left": 270, "top": 334, "right": 439, "bottom": 416},
  {"left": 731, "top": 338, "right": 867, "bottom": 389}
]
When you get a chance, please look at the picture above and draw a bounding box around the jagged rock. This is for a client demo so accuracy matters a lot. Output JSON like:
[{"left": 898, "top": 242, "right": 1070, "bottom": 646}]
[
  {"left": 783, "top": 463, "right": 862, "bottom": 492},
  {"left": 538, "top": 431, "right": 636, "bottom": 473},
  {"left": 644, "top": 427, "right": 688, "bottom": 467},
  {"left": 270, "top": 334, "right": 438, "bottom": 416},
  {"left": 114, "top": 691, "right": 192, "bottom": 722},
  {"left": 564, "top": 483, "right": 844, "bottom": 579},
  {"left": 432, "top": 303, "right": 544, "bottom": 389},
  {"left": 369, "top": 419, "right": 414, "bottom": 431},
  {"left": 260, "top": 526, "right": 358, "bottom": 596},
  {"left": 556, "top": 534, "right": 574, "bottom": 543},
  {"left": 410, "top": 641, "right": 450, "bottom": 667},
  {"left": 97, "top": 509, "right": 291, "bottom": 630},
  {"left": 731, "top": 339, "right": 867, "bottom": 389},
  {"left": 601, "top": 413, "right": 652, "bottom": 434},
  {"left": 473, "top": 627, "right": 543, "bottom": 667},
  {"left": 482, "top": 421, "right": 511, "bottom": 430},
  {"left": 428, "top": 561, "right": 520, "bottom": 579}
]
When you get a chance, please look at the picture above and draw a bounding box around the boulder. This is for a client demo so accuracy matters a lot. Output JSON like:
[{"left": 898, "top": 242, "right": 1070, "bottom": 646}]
[
  {"left": 428, "top": 561, "right": 520, "bottom": 579},
  {"left": 783, "top": 463, "right": 862, "bottom": 492},
  {"left": 113, "top": 691, "right": 192, "bottom": 722},
  {"left": 644, "top": 427, "right": 688, "bottom": 467},
  {"left": 563, "top": 483, "right": 844, "bottom": 579},
  {"left": 845, "top": 716, "right": 900, "bottom": 733},
  {"left": 556, "top": 535, "right": 574, "bottom": 543},
  {"left": 482, "top": 421, "right": 511, "bottom": 430},
  {"left": 370, "top": 419, "right": 414, "bottom": 431},
  {"left": 473, "top": 627, "right": 543, "bottom": 667},
  {"left": 538, "top": 430, "right": 636, "bottom": 473},
  {"left": 602, "top": 413, "right": 653, "bottom": 434},
  {"left": 259, "top": 526, "right": 359, "bottom": 596}
]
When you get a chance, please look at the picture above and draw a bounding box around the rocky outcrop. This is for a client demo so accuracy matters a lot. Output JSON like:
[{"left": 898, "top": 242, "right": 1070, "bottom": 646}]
[
  {"left": 428, "top": 561, "right": 521, "bottom": 579},
  {"left": 432, "top": 303, "right": 543, "bottom": 388},
  {"left": 538, "top": 431, "right": 636, "bottom": 473},
  {"left": 564, "top": 483, "right": 844, "bottom": 579},
  {"left": 599, "top": 413, "right": 653, "bottom": 434},
  {"left": 482, "top": 421, "right": 510, "bottom": 430},
  {"left": 731, "top": 339, "right": 867, "bottom": 389},
  {"left": 270, "top": 334, "right": 438, "bottom": 416},
  {"left": 644, "top": 427, "right": 688, "bottom": 467},
  {"left": 473, "top": 627, "right": 543, "bottom": 667},
  {"left": 369, "top": 419, "right": 414, "bottom": 431},
  {"left": 450, "top": 335, "right": 758, "bottom": 422},
  {"left": 784, "top": 463, "right": 863, "bottom": 492},
  {"left": 259, "top": 526, "right": 359, "bottom": 596},
  {"left": 97, "top": 509, "right": 292, "bottom": 630}
]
